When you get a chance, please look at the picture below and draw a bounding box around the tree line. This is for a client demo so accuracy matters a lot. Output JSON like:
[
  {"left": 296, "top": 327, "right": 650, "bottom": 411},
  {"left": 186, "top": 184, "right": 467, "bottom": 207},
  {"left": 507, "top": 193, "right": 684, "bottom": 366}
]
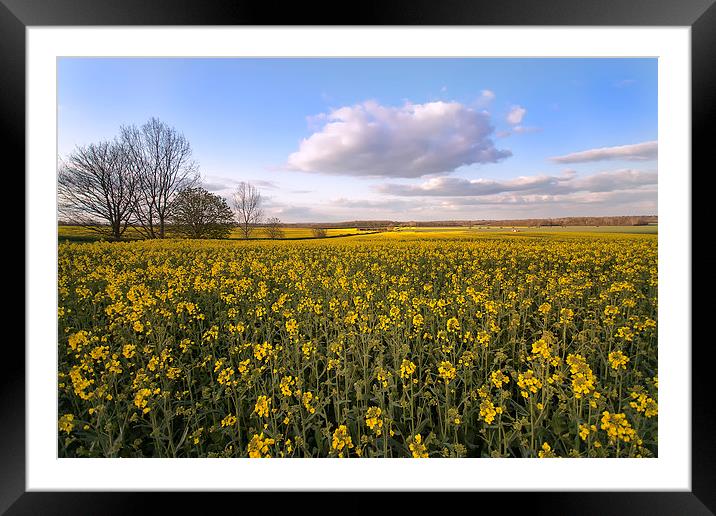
[{"left": 58, "top": 118, "right": 281, "bottom": 240}]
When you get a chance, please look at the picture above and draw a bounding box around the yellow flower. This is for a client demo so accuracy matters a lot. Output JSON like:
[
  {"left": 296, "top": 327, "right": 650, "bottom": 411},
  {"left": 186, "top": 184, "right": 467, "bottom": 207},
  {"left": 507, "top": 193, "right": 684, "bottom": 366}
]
[
  {"left": 600, "top": 411, "right": 636, "bottom": 443},
  {"left": 301, "top": 340, "right": 315, "bottom": 358},
  {"left": 615, "top": 326, "right": 634, "bottom": 341},
  {"left": 217, "top": 367, "right": 236, "bottom": 386},
  {"left": 68, "top": 331, "right": 90, "bottom": 352},
  {"left": 409, "top": 434, "right": 429, "bottom": 458},
  {"left": 566, "top": 354, "right": 596, "bottom": 399},
  {"left": 122, "top": 344, "right": 136, "bottom": 359},
  {"left": 237, "top": 359, "right": 250, "bottom": 375},
  {"left": 559, "top": 308, "right": 574, "bottom": 324},
  {"left": 253, "top": 342, "right": 273, "bottom": 362},
  {"left": 89, "top": 345, "right": 109, "bottom": 361},
  {"left": 579, "top": 424, "right": 591, "bottom": 441},
  {"left": 517, "top": 370, "right": 542, "bottom": 397},
  {"left": 133, "top": 388, "right": 152, "bottom": 414},
  {"left": 375, "top": 367, "right": 391, "bottom": 388},
  {"left": 538, "top": 442, "right": 556, "bottom": 458},
  {"left": 365, "top": 406, "right": 383, "bottom": 435},
  {"left": 608, "top": 350, "right": 630, "bottom": 370},
  {"left": 446, "top": 317, "right": 460, "bottom": 332},
  {"left": 400, "top": 359, "right": 416, "bottom": 379},
  {"left": 302, "top": 391, "right": 316, "bottom": 414},
  {"left": 476, "top": 330, "right": 490, "bottom": 347},
  {"left": 479, "top": 399, "right": 499, "bottom": 424},
  {"left": 280, "top": 376, "right": 295, "bottom": 397},
  {"left": 438, "top": 361, "right": 456, "bottom": 383},
  {"left": 248, "top": 433, "right": 275, "bottom": 458},
  {"left": 254, "top": 395, "right": 271, "bottom": 418},
  {"left": 629, "top": 392, "right": 658, "bottom": 418},
  {"left": 530, "top": 338, "right": 552, "bottom": 360},
  {"left": 332, "top": 425, "right": 354, "bottom": 454},
  {"left": 221, "top": 414, "right": 237, "bottom": 427},
  {"left": 58, "top": 413, "right": 75, "bottom": 434},
  {"left": 491, "top": 370, "right": 509, "bottom": 388}
]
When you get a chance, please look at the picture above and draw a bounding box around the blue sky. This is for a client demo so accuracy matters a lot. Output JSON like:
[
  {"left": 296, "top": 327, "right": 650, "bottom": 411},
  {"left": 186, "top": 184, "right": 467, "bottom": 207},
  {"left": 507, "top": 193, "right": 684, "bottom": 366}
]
[{"left": 58, "top": 58, "right": 657, "bottom": 222}]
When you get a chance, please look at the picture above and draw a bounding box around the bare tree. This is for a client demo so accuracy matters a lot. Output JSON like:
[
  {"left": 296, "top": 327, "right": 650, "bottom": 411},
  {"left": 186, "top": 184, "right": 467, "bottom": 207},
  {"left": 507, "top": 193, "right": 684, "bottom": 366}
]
[
  {"left": 58, "top": 140, "right": 136, "bottom": 240},
  {"left": 121, "top": 118, "right": 198, "bottom": 239},
  {"left": 232, "top": 182, "right": 264, "bottom": 239},
  {"left": 311, "top": 227, "right": 327, "bottom": 238},
  {"left": 265, "top": 217, "right": 284, "bottom": 239}
]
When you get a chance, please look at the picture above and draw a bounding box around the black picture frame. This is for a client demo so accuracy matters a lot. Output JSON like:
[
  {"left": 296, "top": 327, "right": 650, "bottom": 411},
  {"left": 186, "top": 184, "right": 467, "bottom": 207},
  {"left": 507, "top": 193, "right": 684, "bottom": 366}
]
[{"left": 6, "top": 0, "right": 711, "bottom": 513}]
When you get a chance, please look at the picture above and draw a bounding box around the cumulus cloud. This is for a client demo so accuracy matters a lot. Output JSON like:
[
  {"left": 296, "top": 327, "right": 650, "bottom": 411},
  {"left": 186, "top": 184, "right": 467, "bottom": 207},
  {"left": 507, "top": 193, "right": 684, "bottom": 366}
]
[
  {"left": 378, "top": 173, "right": 569, "bottom": 197},
  {"left": 378, "top": 169, "right": 657, "bottom": 197},
  {"left": 286, "top": 100, "right": 511, "bottom": 178},
  {"left": 549, "top": 141, "right": 658, "bottom": 164},
  {"left": 506, "top": 105, "right": 526, "bottom": 125}
]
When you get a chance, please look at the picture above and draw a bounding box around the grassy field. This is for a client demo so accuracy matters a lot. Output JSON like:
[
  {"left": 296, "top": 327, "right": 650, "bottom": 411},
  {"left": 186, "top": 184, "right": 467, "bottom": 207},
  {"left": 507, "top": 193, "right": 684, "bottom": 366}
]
[
  {"left": 57, "top": 230, "right": 657, "bottom": 458},
  {"left": 58, "top": 225, "right": 368, "bottom": 242},
  {"left": 58, "top": 224, "right": 657, "bottom": 243}
]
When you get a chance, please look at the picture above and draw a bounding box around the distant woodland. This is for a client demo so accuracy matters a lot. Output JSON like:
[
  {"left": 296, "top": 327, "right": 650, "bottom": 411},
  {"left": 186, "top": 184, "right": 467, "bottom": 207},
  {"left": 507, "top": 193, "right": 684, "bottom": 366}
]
[{"left": 280, "top": 215, "right": 658, "bottom": 229}]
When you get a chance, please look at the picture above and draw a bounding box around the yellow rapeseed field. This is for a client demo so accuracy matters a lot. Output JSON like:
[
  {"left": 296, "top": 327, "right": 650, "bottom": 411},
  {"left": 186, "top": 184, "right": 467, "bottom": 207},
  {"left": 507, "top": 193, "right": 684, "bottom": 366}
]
[{"left": 58, "top": 232, "right": 657, "bottom": 458}]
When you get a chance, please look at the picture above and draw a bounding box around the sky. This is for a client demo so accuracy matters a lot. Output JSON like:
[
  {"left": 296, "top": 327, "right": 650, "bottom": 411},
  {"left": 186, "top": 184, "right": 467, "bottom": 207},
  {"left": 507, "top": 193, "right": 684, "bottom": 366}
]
[{"left": 58, "top": 58, "right": 657, "bottom": 222}]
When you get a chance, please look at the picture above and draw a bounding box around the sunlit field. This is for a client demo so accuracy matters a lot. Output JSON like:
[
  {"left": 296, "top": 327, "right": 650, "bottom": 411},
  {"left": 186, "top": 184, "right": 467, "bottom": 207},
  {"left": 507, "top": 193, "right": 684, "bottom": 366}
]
[
  {"left": 58, "top": 230, "right": 657, "bottom": 458},
  {"left": 58, "top": 224, "right": 657, "bottom": 243},
  {"left": 58, "top": 225, "right": 367, "bottom": 242}
]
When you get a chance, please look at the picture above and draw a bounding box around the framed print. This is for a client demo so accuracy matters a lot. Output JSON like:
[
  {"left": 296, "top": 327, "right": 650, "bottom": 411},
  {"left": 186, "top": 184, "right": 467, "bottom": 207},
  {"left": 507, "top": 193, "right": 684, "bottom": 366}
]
[{"left": 6, "top": 0, "right": 713, "bottom": 513}]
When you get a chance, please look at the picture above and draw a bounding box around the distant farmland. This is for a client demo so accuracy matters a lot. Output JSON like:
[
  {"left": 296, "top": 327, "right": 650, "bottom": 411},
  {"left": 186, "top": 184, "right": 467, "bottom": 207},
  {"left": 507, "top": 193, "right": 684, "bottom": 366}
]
[
  {"left": 58, "top": 223, "right": 657, "bottom": 243},
  {"left": 57, "top": 225, "right": 369, "bottom": 242}
]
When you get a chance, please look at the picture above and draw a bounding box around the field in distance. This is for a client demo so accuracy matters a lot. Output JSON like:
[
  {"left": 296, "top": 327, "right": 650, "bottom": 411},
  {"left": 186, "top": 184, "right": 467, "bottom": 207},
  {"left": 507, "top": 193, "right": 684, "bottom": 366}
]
[
  {"left": 57, "top": 224, "right": 657, "bottom": 243},
  {"left": 57, "top": 225, "right": 367, "bottom": 242}
]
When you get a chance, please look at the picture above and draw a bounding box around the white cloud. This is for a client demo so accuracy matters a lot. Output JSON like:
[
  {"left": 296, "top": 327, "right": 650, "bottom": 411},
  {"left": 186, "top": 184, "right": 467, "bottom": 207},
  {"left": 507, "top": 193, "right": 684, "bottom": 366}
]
[
  {"left": 378, "top": 169, "right": 657, "bottom": 197},
  {"left": 433, "top": 187, "right": 657, "bottom": 210},
  {"left": 286, "top": 100, "right": 511, "bottom": 178},
  {"left": 263, "top": 201, "right": 338, "bottom": 223},
  {"left": 506, "top": 105, "right": 526, "bottom": 125},
  {"left": 201, "top": 176, "right": 278, "bottom": 193},
  {"left": 330, "top": 197, "right": 414, "bottom": 210},
  {"left": 474, "top": 90, "right": 496, "bottom": 108},
  {"left": 481, "top": 89, "right": 495, "bottom": 101},
  {"left": 513, "top": 125, "right": 542, "bottom": 134},
  {"left": 261, "top": 176, "right": 657, "bottom": 222},
  {"left": 549, "top": 141, "right": 658, "bottom": 164},
  {"left": 320, "top": 185, "right": 657, "bottom": 221}
]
